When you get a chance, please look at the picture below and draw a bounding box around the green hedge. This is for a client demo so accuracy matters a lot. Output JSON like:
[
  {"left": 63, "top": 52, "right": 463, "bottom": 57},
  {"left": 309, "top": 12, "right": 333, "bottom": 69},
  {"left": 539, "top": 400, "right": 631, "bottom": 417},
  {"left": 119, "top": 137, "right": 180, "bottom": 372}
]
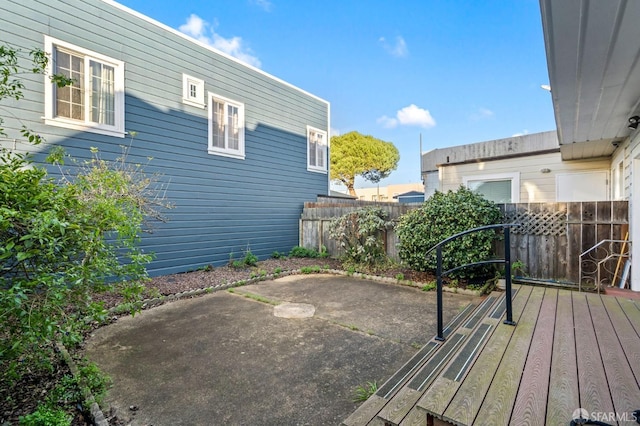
[{"left": 396, "top": 186, "right": 502, "bottom": 278}]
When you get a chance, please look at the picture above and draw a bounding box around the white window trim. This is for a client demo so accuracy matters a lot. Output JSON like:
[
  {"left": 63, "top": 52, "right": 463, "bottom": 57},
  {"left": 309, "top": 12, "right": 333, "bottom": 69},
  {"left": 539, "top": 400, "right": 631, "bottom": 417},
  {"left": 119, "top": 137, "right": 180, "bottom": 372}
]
[
  {"left": 182, "top": 74, "right": 205, "bottom": 108},
  {"left": 463, "top": 172, "right": 520, "bottom": 203},
  {"left": 307, "top": 125, "right": 328, "bottom": 173},
  {"left": 43, "top": 36, "right": 125, "bottom": 138},
  {"left": 612, "top": 160, "right": 624, "bottom": 200},
  {"left": 207, "top": 92, "right": 245, "bottom": 159}
]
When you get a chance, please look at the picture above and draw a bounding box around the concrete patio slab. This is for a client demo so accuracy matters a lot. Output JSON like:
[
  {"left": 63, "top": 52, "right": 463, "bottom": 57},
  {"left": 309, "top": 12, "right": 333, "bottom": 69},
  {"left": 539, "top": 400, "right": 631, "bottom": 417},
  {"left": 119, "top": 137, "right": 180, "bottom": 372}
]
[{"left": 85, "top": 274, "right": 479, "bottom": 425}]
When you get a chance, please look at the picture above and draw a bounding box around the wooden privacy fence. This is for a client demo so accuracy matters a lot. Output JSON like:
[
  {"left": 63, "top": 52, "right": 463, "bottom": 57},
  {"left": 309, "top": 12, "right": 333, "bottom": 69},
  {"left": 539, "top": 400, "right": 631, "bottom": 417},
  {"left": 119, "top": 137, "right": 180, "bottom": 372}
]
[
  {"left": 299, "top": 197, "right": 629, "bottom": 286},
  {"left": 299, "top": 197, "right": 418, "bottom": 260}
]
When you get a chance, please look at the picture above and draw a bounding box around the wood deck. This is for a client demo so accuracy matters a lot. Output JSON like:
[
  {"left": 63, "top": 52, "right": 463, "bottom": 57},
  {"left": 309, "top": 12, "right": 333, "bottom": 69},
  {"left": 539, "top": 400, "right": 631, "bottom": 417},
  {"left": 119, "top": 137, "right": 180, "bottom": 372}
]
[{"left": 343, "top": 285, "right": 640, "bottom": 426}]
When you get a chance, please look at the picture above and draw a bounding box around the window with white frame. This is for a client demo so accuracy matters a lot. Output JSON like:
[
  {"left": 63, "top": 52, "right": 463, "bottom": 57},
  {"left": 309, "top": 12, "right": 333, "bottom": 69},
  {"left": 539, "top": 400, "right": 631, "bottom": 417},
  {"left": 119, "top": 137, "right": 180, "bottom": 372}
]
[
  {"left": 44, "top": 36, "right": 125, "bottom": 137},
  {"left": 182, "top": 74, "right": 205, "bottom": 108},
  {"left": 307, "top": 126, "right": 327, "bottom": 172},
  {"left": 463, "top": 172, "right": 520, "bottom": 203},
  {"left": 208, "top": 93, "right": 245, "bottom": 159}
]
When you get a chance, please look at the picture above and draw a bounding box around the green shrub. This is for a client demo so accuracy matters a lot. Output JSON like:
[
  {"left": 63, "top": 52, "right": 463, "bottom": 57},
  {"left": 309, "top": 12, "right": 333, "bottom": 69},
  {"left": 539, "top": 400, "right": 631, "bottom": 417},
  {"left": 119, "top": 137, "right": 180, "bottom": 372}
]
[
  {"left": 0, "top": 44, "right": 170, "bottom": 382},
  {"left": 328, "top": 207, "right": 392, "bottom": 265},
  {"left": 289, "top": 246, "right": 323, "bottom": 258},
  {"left": 19, "top": 405, "right": 71, "bottom": 426},
  {"left": 396, "top": 186, "right": 502, "bottom": 278},
  {"left": 300, "top": 265, "right": 322, "bottom": 274},
  {"left": 242, "top": 247, "right": 258, "bottom": 266}
]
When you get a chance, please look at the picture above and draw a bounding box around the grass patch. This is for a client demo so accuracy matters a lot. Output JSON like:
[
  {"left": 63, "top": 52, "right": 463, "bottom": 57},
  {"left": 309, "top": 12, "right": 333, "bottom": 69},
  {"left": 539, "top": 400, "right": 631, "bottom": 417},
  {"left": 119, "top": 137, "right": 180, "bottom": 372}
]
[
  {"left": 300, "top": 265, "right": 322, "bottom": 274},
  {"left": 228, "top": 290, "right": 279, "bottom": 305},
  {"left": 352, "top": 381, "right": 378, "bottom": 402},
  {"left": 421, "top": 281, "right": 436, "bottom": 292}
]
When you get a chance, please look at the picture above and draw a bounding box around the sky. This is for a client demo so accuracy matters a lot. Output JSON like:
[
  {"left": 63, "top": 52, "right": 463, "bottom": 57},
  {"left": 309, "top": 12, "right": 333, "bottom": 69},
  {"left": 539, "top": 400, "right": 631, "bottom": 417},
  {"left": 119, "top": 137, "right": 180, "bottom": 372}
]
[{"left": 117, "top": 0, "right": 556, "bottom": 190}]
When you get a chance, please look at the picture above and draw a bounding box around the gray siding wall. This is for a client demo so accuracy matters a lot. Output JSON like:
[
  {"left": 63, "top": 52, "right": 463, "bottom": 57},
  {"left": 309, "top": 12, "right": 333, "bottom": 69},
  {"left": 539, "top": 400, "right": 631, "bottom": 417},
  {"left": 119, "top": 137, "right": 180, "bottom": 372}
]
[{"left": 1, "top": 0, "right": 330, "bottom": 276}]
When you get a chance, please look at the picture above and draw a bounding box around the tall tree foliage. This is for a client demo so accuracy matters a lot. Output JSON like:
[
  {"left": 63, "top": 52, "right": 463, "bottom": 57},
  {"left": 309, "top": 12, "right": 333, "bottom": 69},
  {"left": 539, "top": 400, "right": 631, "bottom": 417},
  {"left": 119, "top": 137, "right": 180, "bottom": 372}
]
[
  {"left": 0, "top": 44, "right": 170, "bottom": 382},
  {"left": 330, "top": 131, "right": 399, "bottom": 196}
]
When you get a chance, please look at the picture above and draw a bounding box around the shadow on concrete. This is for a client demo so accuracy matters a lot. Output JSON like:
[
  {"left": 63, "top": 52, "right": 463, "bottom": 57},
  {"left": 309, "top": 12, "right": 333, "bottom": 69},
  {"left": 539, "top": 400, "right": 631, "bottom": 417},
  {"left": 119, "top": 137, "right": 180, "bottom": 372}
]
[{"left": 85, "top": 274, "right": 481, "bottom": 425}]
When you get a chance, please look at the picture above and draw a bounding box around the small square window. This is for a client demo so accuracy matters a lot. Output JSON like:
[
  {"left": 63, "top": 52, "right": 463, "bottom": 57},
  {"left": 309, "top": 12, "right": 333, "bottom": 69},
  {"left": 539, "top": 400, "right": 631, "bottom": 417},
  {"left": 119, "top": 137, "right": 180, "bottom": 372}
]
[{"left": 183, "top": 74, "right": 205, "bottom": 108}]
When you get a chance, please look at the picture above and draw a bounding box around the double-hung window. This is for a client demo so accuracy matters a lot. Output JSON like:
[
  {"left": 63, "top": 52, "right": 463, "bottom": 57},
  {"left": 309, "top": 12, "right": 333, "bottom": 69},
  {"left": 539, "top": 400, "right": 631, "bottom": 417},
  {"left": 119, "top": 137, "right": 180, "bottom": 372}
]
[
  {"left": 208, "top": 93, "right": 245, "bottom": 159},
  {"left": 44, "top": 36, "right": 125, "bottom": 137},
  {"left": 307, "top": 126, "right": 327, "bottom": 173}
]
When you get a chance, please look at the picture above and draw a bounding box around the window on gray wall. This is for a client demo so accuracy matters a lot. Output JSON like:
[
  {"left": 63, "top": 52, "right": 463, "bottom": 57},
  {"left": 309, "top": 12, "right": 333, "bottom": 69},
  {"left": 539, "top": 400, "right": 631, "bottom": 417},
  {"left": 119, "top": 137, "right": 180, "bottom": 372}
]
[
  {"left": 44, "top": 36, "right": 125, "bottom": 138},
  {"left": 307, "top": 126, "right": 327, "bottom": 172},
  {"left": 208, "top": 92, "right": 245, "bottom": 159}
]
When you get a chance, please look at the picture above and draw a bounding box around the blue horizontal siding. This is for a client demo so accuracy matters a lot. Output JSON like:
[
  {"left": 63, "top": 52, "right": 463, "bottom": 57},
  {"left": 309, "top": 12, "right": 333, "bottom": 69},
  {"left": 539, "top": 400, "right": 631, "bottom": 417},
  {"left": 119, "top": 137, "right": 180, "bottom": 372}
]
[{"left": 1, "top": 0, "right": 330, "bottom": 276}]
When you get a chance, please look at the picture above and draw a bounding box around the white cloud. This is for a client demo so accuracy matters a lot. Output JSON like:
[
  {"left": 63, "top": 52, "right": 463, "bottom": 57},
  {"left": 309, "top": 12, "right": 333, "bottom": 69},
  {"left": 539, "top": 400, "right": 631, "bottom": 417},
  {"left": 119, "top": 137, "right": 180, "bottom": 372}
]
[
  {"left": 378, "top": 104, "right": 436, "bottom": 129},
  {"left": 398, "top": 104, "right": 435, "bottom": 127},
  {"left": 512, "top": 130, "right": 530, "bottom": 137},
  {"left": 251, "top": 0, "right": 273, "bottom": 12},
  {"left": 379, "top": 36, "right": 408, "bottom": 58},
  {"left": 377, "top": 115, "right": 398, "bottom": 128},
  {"left": 179, "top": 14, "right": 261, "bottom": 68},
  {"left": 470, "top": 107, "right": 495, "bottom": 121}
]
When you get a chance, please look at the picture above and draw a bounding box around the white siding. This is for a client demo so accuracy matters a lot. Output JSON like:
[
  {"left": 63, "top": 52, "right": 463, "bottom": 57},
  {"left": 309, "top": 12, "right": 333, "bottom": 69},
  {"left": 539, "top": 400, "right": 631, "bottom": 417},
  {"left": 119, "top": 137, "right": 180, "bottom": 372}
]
[{"left": 439, "top": 152, "right": 610, "bottom": 203}]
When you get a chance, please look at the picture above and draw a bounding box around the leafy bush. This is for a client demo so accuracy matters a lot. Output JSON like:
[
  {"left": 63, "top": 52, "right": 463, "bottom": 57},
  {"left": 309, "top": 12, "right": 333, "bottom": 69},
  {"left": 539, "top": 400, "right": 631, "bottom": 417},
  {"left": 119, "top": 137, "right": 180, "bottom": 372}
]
[
  {"left": 242, "top": 248, "right": 258, "bottom": 266},
  {"left": 230, "top": 247, "right": 258, "bottom": 268},
  {"left": 0, "top": 45, "right": 170, "bottom": 382},
  {"left": 289, "top": 245, "right": 327, "bottom": 258},
  {"left": 19, "top": 406, "right": 71, "bottom": 426},
  {"left": 396, "top": 186, "right": 502, "bottom": 278},
  {"left": 328, "top": 207, "right": 392, "bottom": 265}
]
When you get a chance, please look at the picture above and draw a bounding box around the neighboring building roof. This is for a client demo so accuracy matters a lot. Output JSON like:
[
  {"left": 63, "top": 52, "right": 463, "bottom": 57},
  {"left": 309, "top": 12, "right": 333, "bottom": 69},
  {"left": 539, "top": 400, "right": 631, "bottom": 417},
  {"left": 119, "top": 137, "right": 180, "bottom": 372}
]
[
  {"left": 329, "top": 190, "right": 356, "bottom": 199},
  {"left": 421, "top": 131, "right": 559, "bottom": 173},
  {"left": 539, "top": 0, "right": 640, "bottom": 160},
  {"left": 393, "top": 190, "right": 424, "bottom": 199}
]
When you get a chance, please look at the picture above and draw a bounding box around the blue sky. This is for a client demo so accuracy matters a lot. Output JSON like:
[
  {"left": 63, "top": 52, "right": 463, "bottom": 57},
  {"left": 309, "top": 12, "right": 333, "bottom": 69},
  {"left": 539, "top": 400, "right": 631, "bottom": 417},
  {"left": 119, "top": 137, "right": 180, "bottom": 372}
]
[{"left": 117, "top": 0, "right": 556, "bottom": 189}]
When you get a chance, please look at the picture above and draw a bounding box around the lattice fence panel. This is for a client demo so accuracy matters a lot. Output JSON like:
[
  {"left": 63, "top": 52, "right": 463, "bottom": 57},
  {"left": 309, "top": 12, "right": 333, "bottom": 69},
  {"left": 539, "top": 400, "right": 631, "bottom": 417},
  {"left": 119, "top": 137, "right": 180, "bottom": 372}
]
[{"left": 504, "top": 209, "right": 567, "bottom": 236}]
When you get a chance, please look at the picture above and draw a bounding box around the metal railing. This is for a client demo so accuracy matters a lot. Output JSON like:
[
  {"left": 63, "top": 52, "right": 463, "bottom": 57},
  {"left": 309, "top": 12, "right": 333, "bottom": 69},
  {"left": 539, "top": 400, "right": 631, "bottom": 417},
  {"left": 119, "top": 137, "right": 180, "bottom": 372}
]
[
  {"left": 426, "top": 224, "right": 519, "bottom": 341},
  {"left": 579, "top": 238, "right": 631, "bottom": 293}
]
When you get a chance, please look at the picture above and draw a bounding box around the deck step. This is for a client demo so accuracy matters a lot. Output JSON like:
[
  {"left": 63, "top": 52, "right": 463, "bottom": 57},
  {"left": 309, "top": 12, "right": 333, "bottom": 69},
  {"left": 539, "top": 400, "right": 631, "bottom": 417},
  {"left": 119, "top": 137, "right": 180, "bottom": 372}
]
[
  {"left": 341, "top": 300, "right": 480, "bottom": 426},
  {"left": 342, "top": 292, "right": 508, "bottom": 426},
  {"left": 375, "top": 291, "right": 514, "bottom": 425}
]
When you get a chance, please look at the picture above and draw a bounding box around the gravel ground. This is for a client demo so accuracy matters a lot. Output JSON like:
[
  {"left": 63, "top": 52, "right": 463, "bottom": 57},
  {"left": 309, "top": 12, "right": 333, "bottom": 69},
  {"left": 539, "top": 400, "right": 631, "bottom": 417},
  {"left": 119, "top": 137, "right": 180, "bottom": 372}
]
[{"left": 96, "top": 257, "right": 439, "bottom": 312}]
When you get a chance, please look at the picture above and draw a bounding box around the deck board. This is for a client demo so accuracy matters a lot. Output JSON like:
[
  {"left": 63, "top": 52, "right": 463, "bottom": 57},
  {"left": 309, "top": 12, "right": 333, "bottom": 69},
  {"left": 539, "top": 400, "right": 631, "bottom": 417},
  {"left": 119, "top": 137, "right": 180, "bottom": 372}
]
[
  {"left": 545, "top": 290, "right": 580, "bottom": 426},
  {"left": 572, "top": 292, "right": 617, "bottom": 417},
  {"left": 415, "top": 290, "right": 522, "bottom": 418},
  {"left": 343, "top": 286, "right": 640, "bottom": 426},
  {"left": 441, "top": 285, "right": 534, "bottom": 425},
  {"left": 510, "top": 288, "right": 557, "bottom": 426},
  {"left": 617, "top": 298, "right": 640, "bottom": 336},
  {"left": 378, "top": 333, "right": 466, "bottom": 424},
  {"left": 472, "top": 286, "right": 545, "bottom": 425},
  {"left": 601, "top": 297, "right": 640, "bottom": 381},
  {"left": 586, "top": 293, "right": 640, "bottom": 420}
]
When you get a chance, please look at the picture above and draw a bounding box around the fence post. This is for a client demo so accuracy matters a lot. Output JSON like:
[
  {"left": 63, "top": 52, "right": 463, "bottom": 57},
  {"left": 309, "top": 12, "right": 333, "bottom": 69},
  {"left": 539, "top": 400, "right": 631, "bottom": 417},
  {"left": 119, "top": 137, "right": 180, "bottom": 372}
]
[
  {"left": 504, "top": 226, "right": 516, "bottom": 326},
  {"left": 436, "top": 246, "right": 444, "bottom": 341}
]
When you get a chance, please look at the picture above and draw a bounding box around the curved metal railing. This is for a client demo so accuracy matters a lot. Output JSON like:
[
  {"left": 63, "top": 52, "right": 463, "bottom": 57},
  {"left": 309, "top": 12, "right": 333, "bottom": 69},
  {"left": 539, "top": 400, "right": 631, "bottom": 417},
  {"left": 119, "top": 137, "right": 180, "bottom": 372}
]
[{"left": 426, "top": 223, "right": 519, "bottom": 341}]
